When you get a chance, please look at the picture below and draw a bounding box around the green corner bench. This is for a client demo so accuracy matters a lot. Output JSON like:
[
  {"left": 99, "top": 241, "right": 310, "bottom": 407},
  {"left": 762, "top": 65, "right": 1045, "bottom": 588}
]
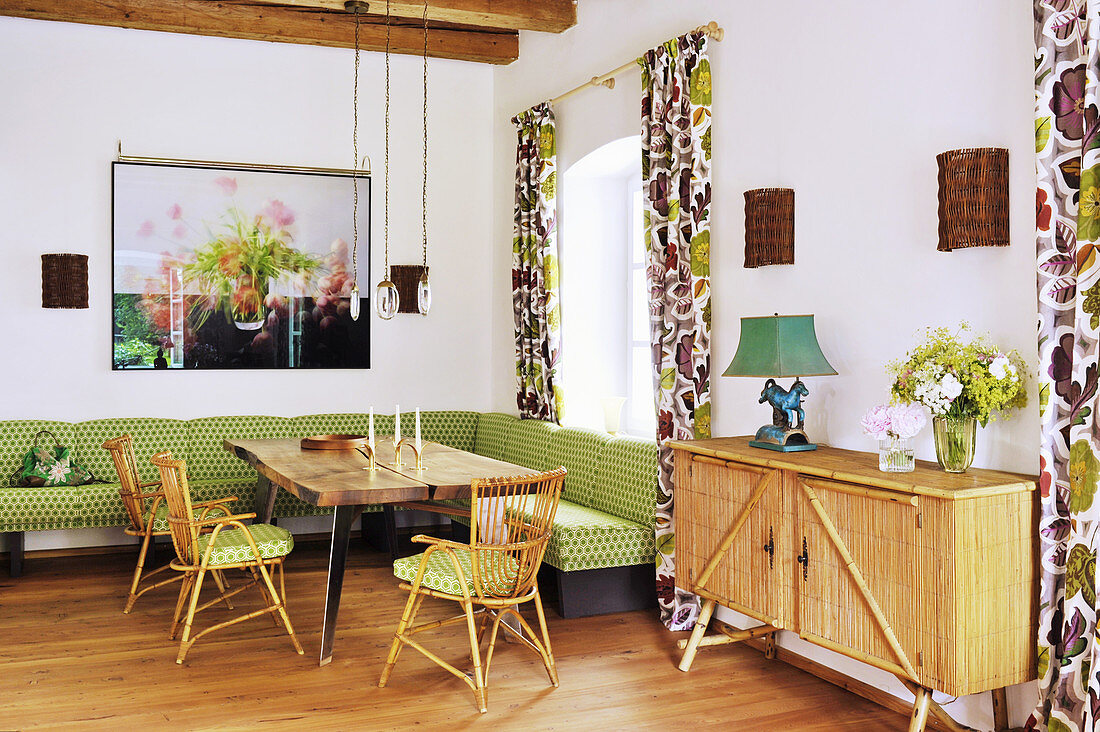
[{"left": 0, "top": 411, "right": 658, "bottom": 618}]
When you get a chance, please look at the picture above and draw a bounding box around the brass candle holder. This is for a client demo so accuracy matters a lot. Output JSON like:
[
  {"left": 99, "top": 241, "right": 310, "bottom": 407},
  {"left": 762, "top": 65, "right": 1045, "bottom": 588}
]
[
  {"left": 395, "top": 439, "right": 425, "bottom": 471},
  {"left": 356, "top": 444, "right": 380, "bottom": 471}
]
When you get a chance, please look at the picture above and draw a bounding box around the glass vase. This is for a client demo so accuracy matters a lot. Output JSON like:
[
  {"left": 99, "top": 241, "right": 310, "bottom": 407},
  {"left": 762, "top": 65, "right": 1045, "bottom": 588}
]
[
  {"left": 878, "top": 437, "right": 915, "bottom": 473},
  {"left": 932, "top": 416, "right": 976, "bottom": 473}
]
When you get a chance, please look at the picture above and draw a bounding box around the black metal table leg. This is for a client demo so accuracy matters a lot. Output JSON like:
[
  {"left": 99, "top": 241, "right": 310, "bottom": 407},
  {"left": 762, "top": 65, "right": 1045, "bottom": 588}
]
[
  {"left": 383, "top": 505, "right": 399, "bottom": 561},
  {"left": 320, "top": 504, "right": 364, "bottom": 666},
  {"left": 252, "top": 474, "right": 277, "bottom": 524}
]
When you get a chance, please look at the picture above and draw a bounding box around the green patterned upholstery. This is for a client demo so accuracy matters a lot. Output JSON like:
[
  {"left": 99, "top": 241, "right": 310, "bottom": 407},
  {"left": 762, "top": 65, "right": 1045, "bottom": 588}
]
[
  {"left": 82, "top": 482, "right": 128, "bottom": 528},
  {"left": 0, "top": 485, "right": 84, "bottom": 531},
  {"left": 186, "top": 416, "right": 292, "bottom": 481},
  {"left": 591, "top": 436, "right": 659, "bottom": 526},
  {"left": 77, "top": 418, "right": 189, "bottom": 483},
  {"left": 501, "top": 419, "right": 560, "bottom": 471},
  {"left": 393, "top": 548, "right": 519, "bottom": 596},
  {"left": 547, "top": 428, "right": 612, "bottom": 506},
  {"left": 544, "top": 499, "right": 655, "bottom": 572},
  {"left": 473, "top": 413, "right": 517, "bottom": 461},
  {"left": 0, "top": 420, "right": 78, "bottom": 481},
  {"left": 289, "top": 413, "right": 395, "bottom": 440},
  {"left": 196, "top": 523, "right": 293, "bottom": 566},
  {"left": 412, "top": 411, "right": 479, "bottom": 451}
]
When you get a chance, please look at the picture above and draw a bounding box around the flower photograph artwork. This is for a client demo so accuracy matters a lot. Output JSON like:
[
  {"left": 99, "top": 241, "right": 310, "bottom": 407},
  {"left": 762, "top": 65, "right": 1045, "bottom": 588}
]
[{"left": 112, "top": 162, "right": 369, "bottom": 370}]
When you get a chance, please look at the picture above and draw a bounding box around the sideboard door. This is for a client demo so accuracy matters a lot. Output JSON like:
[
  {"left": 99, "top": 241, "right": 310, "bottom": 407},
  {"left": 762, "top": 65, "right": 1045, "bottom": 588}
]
[
  {"left": 676, "top": 455, "right": 787, "bottom": 626},
  {"left": 792, "top": 477, "right": 925, "bottom": 684}
]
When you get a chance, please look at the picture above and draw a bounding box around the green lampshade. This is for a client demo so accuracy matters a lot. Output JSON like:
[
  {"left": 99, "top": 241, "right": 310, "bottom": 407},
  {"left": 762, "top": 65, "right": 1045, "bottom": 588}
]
[{"left": 722, "top": 314, "right": 837, "bottom": 378}]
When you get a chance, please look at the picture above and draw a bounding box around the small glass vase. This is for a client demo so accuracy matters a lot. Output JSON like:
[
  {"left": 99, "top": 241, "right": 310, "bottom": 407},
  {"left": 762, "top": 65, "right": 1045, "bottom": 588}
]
[
  {"left": 878, "top": 437, "right": 915, "bottom": 473},
  {"left": 932, "top": 416, "right": 977, "bottom": 473}
]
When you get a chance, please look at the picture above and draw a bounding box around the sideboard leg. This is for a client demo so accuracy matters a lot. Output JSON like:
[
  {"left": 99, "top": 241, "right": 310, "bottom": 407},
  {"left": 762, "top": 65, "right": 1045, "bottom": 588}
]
[
  {"left": 991, "top": 686, "right": 1010, "bottom": 731},
  {"left": 677, "top": 597, "right": 716, "bottom": 672},
  {"left": 900, "top": 678, "right": 972, "bottom": 732},
  {"left": 908, "top": 686, "right": 931, "bottom": 732},
  {"left": 763, "top": 631, "right": 776, "bottom": 660}
]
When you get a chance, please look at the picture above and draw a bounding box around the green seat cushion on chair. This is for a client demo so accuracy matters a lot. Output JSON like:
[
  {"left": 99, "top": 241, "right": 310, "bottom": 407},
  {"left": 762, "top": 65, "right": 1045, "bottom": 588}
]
[
  {"left": 472, "top": 413, "right": 517, "bottom": 461},
  {"left": 547, "top": 428, "right": 612, "bottom": 506},
  {"left": 501, "top": 419, "right": 560, "bottom": 471},
  {"left": 393, "top": 547, "right": 519, "bottom": 597},
  {"left": 0, "top": 484, "right": 85, "bottom": 532},
  {"left": 196, "top": 523, "right": 294, "bottom": 566},
  {"left": 76, "top": 417, "right": 190, "bottom": 484},
  {"left": 543, "top": 499, "right": 655, "bottom": 573}
]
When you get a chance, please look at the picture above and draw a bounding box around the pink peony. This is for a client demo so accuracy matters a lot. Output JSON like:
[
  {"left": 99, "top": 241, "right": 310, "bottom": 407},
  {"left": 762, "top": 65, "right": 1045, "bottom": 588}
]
[
  {"left": 887, "top": 404, "right": 927, "bottom": 439},
  {"left": 860, "top": 405, "right": 892, "bottom": 440},
  {"left": 167, "top": 203, "right": 182, "bottom": 220},
  {"left": 137, "top": 220, "right": 155, "bottom": 237},
  {"left": 172, "top": 223, "right": 187, "bottom": 238},
  {"left": 214, "top": 176, "right": 238, "bottom": 196}
]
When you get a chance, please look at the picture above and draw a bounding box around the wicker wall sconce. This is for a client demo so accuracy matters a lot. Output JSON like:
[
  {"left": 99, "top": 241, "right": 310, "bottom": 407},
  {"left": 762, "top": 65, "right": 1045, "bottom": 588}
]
[
  {"left": 744, "top": 188, "right": 795, "bottom": 267},
  {"left": 936, "top": 147, "right": 1009, "bottom": 252},
  {"left": 41, "top": 254, "right": 89, "bottom": 309},
  {"left": 390, "top": 265, "right": 429, "bottom": 314}
]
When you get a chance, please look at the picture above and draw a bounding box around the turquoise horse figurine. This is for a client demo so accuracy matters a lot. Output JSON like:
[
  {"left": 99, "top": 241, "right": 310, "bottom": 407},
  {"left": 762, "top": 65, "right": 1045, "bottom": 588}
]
[{"left": 759, "top": 378, "right": 809, "bottom": 430}]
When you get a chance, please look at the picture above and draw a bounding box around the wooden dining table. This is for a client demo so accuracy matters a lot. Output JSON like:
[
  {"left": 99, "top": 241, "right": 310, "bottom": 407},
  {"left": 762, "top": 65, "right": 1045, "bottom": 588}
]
[{"left": 223, "top": 437, "right": 537, "bottom": 666}]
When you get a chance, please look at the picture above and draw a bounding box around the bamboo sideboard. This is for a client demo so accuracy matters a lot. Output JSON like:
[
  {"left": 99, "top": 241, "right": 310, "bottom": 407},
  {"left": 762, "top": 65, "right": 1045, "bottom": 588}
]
[{"left": 670, "top": 437, "right": 1038, "bottom": 732}]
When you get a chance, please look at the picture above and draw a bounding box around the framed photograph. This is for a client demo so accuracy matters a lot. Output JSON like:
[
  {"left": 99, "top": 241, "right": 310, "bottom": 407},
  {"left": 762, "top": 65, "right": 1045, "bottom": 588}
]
[{"left": 111, "top": 161, "right": 369, "bottom": 370}]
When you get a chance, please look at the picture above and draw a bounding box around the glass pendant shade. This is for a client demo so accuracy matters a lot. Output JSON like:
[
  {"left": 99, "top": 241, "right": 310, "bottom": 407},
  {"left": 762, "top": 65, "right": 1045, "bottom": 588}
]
[
  {"left": 376, "top": 279, "right": 399, "bottom": 319},
  {"left": 417, "top": 271, "right": 431, "bottom": 315},
  {"left": 349, "top": 284, "right": 361, "bottom": 321}
]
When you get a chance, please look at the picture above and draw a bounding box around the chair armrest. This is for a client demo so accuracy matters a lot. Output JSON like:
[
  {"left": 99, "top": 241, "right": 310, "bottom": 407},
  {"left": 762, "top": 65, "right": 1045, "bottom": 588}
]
[
  {"left": 185, "top": 512, "right": 257, "bottom": 528},
  {"left": 192, "top": 497, "right": 238, "bottom": 508},
  {"left": 134, "top": 490, "right": 165, "bottom": 500},
  {"left": 410, "top": 534, "right": 469, "bottom": 551},
  {"left": 138, "top": 480, "right": 162, "bottom": 489}
]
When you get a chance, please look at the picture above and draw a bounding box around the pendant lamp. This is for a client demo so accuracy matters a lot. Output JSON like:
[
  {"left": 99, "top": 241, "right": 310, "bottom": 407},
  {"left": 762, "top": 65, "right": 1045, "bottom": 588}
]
[
  {"left": 417, "top": 0, "right": 432, "bottom": 316},
  {"left": 345, "top": 1, "right": 368, "bottom": 321},
  {"left": 375, "top": 0, "right": 400, "bottom": 319}
]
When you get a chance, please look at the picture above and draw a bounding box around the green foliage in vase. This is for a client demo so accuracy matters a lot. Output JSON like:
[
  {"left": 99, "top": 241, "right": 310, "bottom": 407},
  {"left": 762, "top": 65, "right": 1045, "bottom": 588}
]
[
  {"left": 182, "top": 207, "right": 322, "bottom": 328},
  {"left": 889, "top": 323, "right": 1028, "bottom": 427}
]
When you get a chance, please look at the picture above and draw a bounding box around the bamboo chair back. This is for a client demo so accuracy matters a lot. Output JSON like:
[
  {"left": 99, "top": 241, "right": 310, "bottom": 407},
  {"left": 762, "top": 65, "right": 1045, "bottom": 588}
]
[
  {"left": 468, "top": 467, "right": 565, "bottom": 600},
  {"left": 103, "top": 434, "right": 151, "bottom": 531},
  {"left": 151, "top": 452, "right": 199, "bottom": 566}
]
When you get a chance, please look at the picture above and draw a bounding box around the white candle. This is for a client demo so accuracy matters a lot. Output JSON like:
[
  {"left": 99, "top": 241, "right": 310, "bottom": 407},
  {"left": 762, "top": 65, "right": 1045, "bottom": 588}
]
[
  {"left": 368, "top": 408, "right": 375, "bottom": 453},
  {"left": 415, "top": 409, "right": 422, "bottom": 453},
  {"left": 395, "top": 405, "right": 401, "bottom": 444}
]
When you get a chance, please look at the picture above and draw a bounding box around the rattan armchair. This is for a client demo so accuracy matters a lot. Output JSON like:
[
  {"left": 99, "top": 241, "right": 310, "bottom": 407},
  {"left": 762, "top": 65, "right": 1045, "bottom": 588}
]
[
  {"left": 150, "top": 451, "right": 303, "bottom": 664},
  {"left": 102, "top": 435, "right": 236, "bottom": 614},
  {"left": 378, "top": 467, "right": 566, "bottom": 713}
]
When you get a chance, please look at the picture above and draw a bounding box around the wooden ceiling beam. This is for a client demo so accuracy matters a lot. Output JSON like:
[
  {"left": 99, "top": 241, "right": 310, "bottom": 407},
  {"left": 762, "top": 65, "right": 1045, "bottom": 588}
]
[
  {"left": 0, "top": 0, "right": 519, "bottom": 64},
  {"left": 250, "top": 0, "right": 576, "bottom": 34}
]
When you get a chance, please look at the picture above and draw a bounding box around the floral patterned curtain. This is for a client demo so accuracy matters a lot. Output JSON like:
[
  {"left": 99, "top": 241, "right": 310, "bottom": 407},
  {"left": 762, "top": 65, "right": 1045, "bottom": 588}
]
[
  {"left": 639, "top": 32, "right": 712, "bottom": 631},
  {"left": 1033, "top": 3, "right": 1100, "bottom": 730},
  {"left": 512, "top": 102, "right": 563, "bottom": 422}
]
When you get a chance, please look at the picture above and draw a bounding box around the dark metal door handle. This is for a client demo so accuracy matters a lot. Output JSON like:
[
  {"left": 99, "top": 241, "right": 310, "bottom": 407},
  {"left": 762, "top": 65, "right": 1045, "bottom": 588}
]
[
  {"left": 796, "top": 537, "right": 809, "bottom": 580},
  {"left": 762, "top": 526, "right": 775, "bottom": 569}
]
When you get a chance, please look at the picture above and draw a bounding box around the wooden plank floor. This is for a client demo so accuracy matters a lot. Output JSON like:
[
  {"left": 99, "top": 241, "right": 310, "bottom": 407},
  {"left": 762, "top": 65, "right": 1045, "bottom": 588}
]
[{"left": 0, "top": 539, "right": 909, "bottom": 730}]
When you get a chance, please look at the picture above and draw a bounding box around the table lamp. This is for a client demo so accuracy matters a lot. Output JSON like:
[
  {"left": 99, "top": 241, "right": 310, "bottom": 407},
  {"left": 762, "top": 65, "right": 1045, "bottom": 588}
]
[{"left": 722, "top": 314, "right": 837, "bottom": 452}]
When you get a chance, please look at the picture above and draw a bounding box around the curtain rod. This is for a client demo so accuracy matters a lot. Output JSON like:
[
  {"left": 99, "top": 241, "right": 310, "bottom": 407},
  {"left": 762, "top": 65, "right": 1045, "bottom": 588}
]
[{"left": 547, "top": 21, "right": 723, "bottom": 108}]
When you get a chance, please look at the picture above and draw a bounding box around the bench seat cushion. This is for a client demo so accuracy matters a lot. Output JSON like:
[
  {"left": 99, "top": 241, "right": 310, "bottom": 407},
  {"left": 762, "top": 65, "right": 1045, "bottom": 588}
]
[
  {"left": 544, "top": 499, "right": 655, "bottom": 572},
  {"left": 441, "top": 497, "right": 654, "bottom": 573},
  {"left": 0, "top": 485, "right": 85, "bottom": 532},
  {"left": 82, "top": 482, "right": 128, "bottom": 528}
]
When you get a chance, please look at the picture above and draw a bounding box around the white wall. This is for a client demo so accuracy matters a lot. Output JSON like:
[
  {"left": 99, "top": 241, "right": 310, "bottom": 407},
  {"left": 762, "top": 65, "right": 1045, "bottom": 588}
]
[
  {"left": 492, "top": 1, "right": 1037, "bottom": 728},
  {"left": 0, "top": 16, "right": 495, "bottom": 422},
  {"left": 0, "top": 17, "right": 494, "bottom": 550}
]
